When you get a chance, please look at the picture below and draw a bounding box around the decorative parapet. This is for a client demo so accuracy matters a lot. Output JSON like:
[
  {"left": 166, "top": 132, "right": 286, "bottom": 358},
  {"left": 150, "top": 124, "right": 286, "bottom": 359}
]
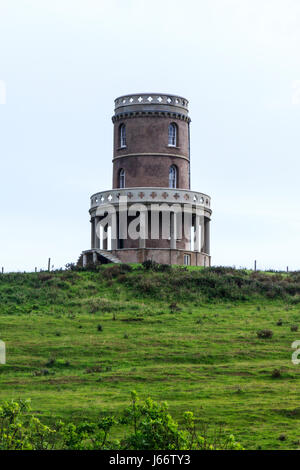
[
  {"left": 113, "top": 93, "right": 190, "bottom": 122},
  {"left": 115, "top": 93, "right": 188, "bottom": 111},
  {"left": 90, "top": 188, "right": 211, "bottom": 210}
]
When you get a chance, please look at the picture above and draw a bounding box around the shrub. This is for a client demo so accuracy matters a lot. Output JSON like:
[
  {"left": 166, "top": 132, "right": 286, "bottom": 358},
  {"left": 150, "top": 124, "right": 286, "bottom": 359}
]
[
  {"left": 45, "top": 357, "right": 56, "bottom": 367},
  {"left": 101, "top": 265, "right": 128, "bottom": 279},
  {"left": 65, "top": 262, "right": 77, "bottom": 271},
  {"left": 45, "top": 358, "right": 70, "bottom": 368},
  {"left": 85, "top": 298, "right": 114, "bottom": 313},
  {"left": 0, "top": 394, "right": 243, "bottom": 450},
  {"left": 55, "top": 359, "right": 70, "bottom": 367},
  {"left": 277, "top": 319, "right": 283, "bottom": 326},
  {"left": 0, "top": 399, "right": 56, "bottom": 450},
  {"left": 257, "top": 329, "right": 273, "bottom": 339},
  {"left": 33, "top": 369, "right": 51, "bottom": 377},
  {"left": 169, "top": 302, "right": 181, "bottom": 313},
  {"left": 136, "top": 278, "right": 158, "bottom": 295},
  {"left": 97, "top": 324, "right": 103, "bottom": 332},
  {"left": 89, "top": 299, "right": 101, "bottom": 313},
  {"left": 142, "top": 259, "right": 159, "bottom": 270},
  {"left": 119, "top": 264, "right": 132, "bottom": 273},
  {"left": 271, "top": 369, "right": 281, "bottom": 378},
  {"left": 108, "top": 266, "right": 300, "bottom": 303},
  {"left": 116, "top": 274, "right": 127, "bottom": 283},
  {"left": 291, "top": 325, "right": 298, "bottom": 332},
  {"left": 141, "top": 260, "right": 171, "bottom": 272},
  {"left": 157, "top": 264, "right": 172, "bottom": 273},
  {"left": 37, "top": 273, "right": 53, "bottom": 282},
  {"left": 119, "top": 391, "right": 243, "bottom": 450}
]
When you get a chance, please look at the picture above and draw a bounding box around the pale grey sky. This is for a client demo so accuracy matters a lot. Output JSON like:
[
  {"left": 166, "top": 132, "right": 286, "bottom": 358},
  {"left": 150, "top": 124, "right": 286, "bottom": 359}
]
[{"left": 0, "top": 0, "right": 300, "bottom": 271}]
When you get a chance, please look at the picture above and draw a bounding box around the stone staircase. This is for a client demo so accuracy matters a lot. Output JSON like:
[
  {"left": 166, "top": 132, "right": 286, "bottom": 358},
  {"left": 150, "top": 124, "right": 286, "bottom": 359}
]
[
  {"left": 94, "top": 249, "right": 122, "bottom": 264},
  {"left": 77, "top": 249, "right": 122, "bottom": 266}
]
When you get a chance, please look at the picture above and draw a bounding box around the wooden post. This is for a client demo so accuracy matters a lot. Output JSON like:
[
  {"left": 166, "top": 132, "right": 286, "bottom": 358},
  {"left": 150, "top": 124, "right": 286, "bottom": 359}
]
[{"left": 48, "top": 258, "right": 51, "bottom": 272}]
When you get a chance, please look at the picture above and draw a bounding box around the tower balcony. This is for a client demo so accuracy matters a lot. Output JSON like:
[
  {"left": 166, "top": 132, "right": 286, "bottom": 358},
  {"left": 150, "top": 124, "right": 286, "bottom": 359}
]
[{"left": 90, "top": 187, "right": 211, "bottom": 213}]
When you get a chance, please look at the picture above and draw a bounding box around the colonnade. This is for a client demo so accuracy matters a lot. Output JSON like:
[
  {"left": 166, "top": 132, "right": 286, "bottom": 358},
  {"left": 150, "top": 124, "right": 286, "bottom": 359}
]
[{"left": 90, "top": 210, "right": 210, "bottom": 255}]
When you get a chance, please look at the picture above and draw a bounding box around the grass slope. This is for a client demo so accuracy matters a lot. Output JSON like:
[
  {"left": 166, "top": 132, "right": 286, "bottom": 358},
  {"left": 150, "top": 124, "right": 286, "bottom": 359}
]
[{"left": 1, "top": 265, "right": 300, "bottom": 449}]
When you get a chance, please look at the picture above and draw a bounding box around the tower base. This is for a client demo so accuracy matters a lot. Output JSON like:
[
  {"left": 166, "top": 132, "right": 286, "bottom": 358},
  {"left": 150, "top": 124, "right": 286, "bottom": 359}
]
[{"left": 78, "top": 248, "right": 210, "bottom": 267}]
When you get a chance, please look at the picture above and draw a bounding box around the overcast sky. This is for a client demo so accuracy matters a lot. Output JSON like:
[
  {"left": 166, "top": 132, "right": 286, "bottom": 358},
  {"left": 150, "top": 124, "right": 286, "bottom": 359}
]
[{"left": 0, "top": 0, "right": 299, "bottom": 272}]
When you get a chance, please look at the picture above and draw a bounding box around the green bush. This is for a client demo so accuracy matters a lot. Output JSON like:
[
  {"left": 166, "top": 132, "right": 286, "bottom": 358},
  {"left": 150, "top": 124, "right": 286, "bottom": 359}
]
[
  {"left": 257, "top": 329, "right": 273, "bottom": 339},
  {"left": 0, "top": 393, "right": 242, "bottom": 450},
  {"left": 0, "top": 399, "right": 55, "bottom": 450},
  {"left": 271, "top": 369, "right": 281, "bottom": 378}
]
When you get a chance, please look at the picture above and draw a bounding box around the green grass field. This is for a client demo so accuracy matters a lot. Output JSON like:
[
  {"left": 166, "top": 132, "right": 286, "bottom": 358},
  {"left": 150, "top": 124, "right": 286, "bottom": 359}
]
[{"left": 1, "top": 264, "right": 300, "bottom": 449}]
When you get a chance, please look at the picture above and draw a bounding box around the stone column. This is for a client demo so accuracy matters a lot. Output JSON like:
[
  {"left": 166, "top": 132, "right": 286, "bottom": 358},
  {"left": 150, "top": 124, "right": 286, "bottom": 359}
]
[
  {"left": 204, "top": 218, "right": 210, "bottom": 255},
  {"left": 139, "top": 207, "right": 147, "bottom": 249},
  {"left": 115, "top": 211, "right": 120, "bottom": 249},
  {"left": 170, "top": 212, "right": 176, "bottom": 250},
  {"left": 119, "top": 198, "right": 127, "bottom": 245},
  {"left": 93, "top": 251, "right": 98, "bottom": 264},
  {"left": 139, "top": 235, "right": 146, "bottom": 249},
  {"left": 194, "top": 213, "right": 200, "bottom": 252},
  {"left": 201, "top": 218, "right": 205, "bottom": 253},
  {"left": 90, "top": 218, "right": 95, "bottom": 249},
  {"left": 183, "top": 205, "right": 193, "bottom": 251},
  {"left": 83, "top": 254, "right": 87, "bottom": 267},
  {"left": 103, "top": 225, "right": 108, "bottom": 250},
  {"left": 111, "top": 213, "right": 118, "bottom": 250},
  {"left": 94, "top": 217, "right": 100, "bottom": 249}
]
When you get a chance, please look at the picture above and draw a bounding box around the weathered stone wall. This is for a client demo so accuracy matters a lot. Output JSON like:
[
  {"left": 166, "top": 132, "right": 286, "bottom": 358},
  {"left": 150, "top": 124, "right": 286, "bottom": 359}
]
[
  {"left": 111, "top": 248, "right": 211, "bottom": 267},
  {"left": 113, "top": 152, "right": 189, "bottom": 189},
  {"left": 113, "top": 116, "right": 189, "bottom": 158}
]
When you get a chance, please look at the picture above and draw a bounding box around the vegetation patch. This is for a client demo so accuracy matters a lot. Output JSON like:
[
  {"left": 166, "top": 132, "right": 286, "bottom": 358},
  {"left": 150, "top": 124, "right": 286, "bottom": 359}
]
[{"left": 1, "top": 266, "right": 300, "bottom": 449}]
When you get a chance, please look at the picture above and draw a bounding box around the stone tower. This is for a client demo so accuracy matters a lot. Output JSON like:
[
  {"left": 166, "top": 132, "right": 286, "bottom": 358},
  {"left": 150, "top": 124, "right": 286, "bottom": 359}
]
[{"left": 79, "top": 93, "right": 212, "bottom": 266}]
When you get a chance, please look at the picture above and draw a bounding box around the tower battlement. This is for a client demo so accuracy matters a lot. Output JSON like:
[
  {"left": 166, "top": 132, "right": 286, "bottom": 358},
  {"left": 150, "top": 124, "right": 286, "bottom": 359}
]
[{"left": 114, "top": 93, "right": 189, "bottom": 117}]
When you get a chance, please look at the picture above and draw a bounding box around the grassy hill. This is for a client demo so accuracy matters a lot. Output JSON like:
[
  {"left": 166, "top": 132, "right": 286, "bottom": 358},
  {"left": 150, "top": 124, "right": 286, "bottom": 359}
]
[{"left": 1, "top": 263, "right": 300, "bottom": 449}]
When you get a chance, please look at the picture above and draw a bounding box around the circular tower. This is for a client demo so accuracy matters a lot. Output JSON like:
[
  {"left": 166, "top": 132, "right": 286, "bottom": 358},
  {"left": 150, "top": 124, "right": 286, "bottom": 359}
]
[
  {"left": 79, "top": 93, "right": 212, "bottom": 267},
  {"left": 112, "top": 94, "right": 190, "bottom": 190}
]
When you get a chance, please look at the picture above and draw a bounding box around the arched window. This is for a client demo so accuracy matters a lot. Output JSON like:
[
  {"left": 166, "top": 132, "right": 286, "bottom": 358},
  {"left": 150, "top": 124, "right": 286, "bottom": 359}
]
[
  {"left": 169, "top": 165, "right": 177, "bottom": 188},
  {"left": 120, "top": 124, "right": 126, "bottom": 148},
  {"left": 168, "top": 123, "right": 177, "bottom": 147},
  {"left": 119, "top": 168, "right": 125, "bottom": 188}
]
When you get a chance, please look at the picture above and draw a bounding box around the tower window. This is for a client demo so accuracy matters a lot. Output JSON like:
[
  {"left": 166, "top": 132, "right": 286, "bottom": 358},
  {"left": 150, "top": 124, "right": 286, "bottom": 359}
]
[
  {"left": 169, "top": 165, "right": 177, "bottom": 189},
  {"left": 120, "top": 124, "right": 126, "bottom": 148},
  {"left": 168, "top": 123, "right": 177, "bottom": 147},
  {"left": 119, "top": 169, "right": 125, "bottom": 188}
]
